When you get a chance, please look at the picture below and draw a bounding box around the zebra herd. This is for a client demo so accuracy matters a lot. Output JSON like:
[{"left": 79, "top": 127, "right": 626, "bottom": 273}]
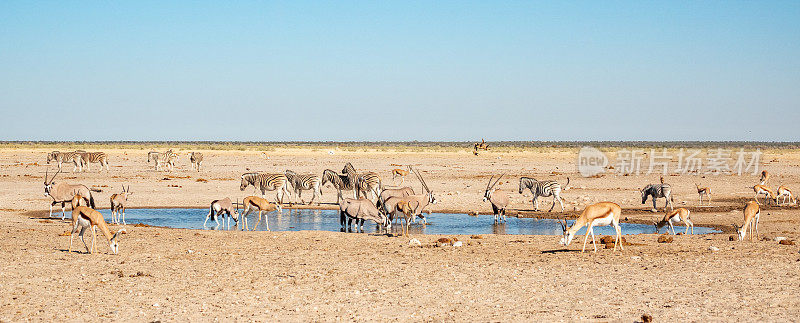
[{"left": 47, "top": 150, "right": 109, "bottom": 172}]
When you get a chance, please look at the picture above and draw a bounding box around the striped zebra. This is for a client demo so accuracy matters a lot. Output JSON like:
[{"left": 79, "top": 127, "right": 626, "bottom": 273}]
[
  {"left": 188, "top": 152, "right": 203, "bottom": 171},
  {"left": 148, "top": 150, "right": 178, "bottom": 171},
  {"left": 321, "top": 169, "right": 355, "bottom": 203},
  {"left": 239, "top": 172, "right": 291, "bottom": 211},
  {"left": 641, "top": 183, "right": 674, "bottom": 212},
  {"left": 342, "top": 163, "right": 381, "bottom": 201},
  {"left": 46, "top": 151, "right": 84, "bottom": 172},
  {"left": 518, "top": 177, "right": 569, "bottom": 212},
  {"left": 284, "top": 170, "right": 322, "bottom": 205},
  {"left": 76, "top": 151, "right": 109, "bottom": 172}
]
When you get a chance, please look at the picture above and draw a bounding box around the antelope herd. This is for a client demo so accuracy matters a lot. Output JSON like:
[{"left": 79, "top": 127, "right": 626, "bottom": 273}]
[{"left": 38, "top": 149, "right": 798, "bottom": 255}]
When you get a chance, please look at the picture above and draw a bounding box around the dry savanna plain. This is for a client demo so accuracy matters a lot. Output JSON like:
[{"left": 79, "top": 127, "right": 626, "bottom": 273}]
[{"left": 1, "top": 143, "right": 799, "bottom": 321}]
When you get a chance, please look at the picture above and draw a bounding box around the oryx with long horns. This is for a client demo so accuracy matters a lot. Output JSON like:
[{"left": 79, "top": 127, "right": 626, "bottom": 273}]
[
  {"left": 483, "top": 173, "right": 509, "bottom": 223},
  {"left": 383, "top": 166, "right": 437, "bottom": 233},
  {"left": 43, "top": 168, "right": 100, "bottom": 220}
]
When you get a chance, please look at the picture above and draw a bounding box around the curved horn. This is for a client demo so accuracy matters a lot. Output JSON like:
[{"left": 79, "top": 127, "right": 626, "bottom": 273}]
[
  {"left": 413, "top": 167, "right": 430, "bottom": 193},
  {"left": 48, "top": 168, "right": 62, "bottom": 184},
  {"left": 490, "top": 173, "right": 506, "bottom": 190},
  {"left": 44, "top": 168, "right": 48, "bottom": 184},
  {"left": 486, "top": 175, "right": 494, "bottom": 191}
]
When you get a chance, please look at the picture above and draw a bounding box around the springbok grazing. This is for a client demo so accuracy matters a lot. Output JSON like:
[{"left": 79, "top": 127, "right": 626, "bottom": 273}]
[
  {"left": 240, "top": 196, "right": 277, "bottom": 231},
  {"left": 321, "top": 169, "right": 355, "bottom": 204},
  {"left": 383, "top": 167, "right": 437, "bottom": 228},
  {"left": 760, "top": 170, "right": 770, "bottom": 185},
  {"left": 641, "top": 182, "right": 674, "bottom": 212},
  {"left": 284, "top": 170, "right": 322, "bottom": 205},
  {"left": 76, "top": 151, "right": 109, "bottom": 172},
  {"left": 239, "top": 172, "right": 291, "bottom": 212},
  {"left": 391, "top": 168, "right": 409, "bottom": 185},
  {"left": 68, "top": 195, "right": 125, "bottom": 254},
  {"left": 484, "top": 174, "right": 509, "bottom": 223},
  {"left": 393, "top": 200, "right": 416, "bottom": 236},
  {"left": 695, "top": 183, "right": 712, "bottom": 205},
  {"left": 777, "top": 185, "right": 796, "bottom": 205},
  {"left": 734, "top": 201, "right": 760, "bottom": 241},
  {"left": 203, "top": 197, "right": 240, "bottom": 229},
  {"left": 653, "top": 207, "right": 693, "bottom": 235},
  {"left": 109, "top": 185, "right": 132, "bottom": 225},
  {"left": 188, "top": 152, "right": 204, "bottom": 171},
  {"left": 473, "top": 139, "right": 489, "bottom": 155},
  {"left": 558, "top": 201, "right": 623, "bottom": 253},
  {"left": 342, "top": 163, "right": 382, "bottom": 201},
  {"left": 753, "top": 185, "right": 777, "bottom": 205},
  {"left": 337, "top": 191, "right": 389, "bottom": 233},
  {"left": 43, "top": 168, "right": 99, "bottom": 219},
  {"left": 46, "top": 151, "right": 83, "bottom": 172},
  {"left": 518, "top": 177, "right": 569, "bottom": 212}
]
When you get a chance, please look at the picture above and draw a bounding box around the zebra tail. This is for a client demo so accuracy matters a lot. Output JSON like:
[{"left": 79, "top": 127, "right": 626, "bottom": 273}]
[{"left": 563, "top": 177, "right": 570, "bottom": 190}]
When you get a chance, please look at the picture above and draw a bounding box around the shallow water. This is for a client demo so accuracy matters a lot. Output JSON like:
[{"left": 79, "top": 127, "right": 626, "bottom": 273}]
[{"left": 97, "top": 208, "right": 719, "bottom": 235}]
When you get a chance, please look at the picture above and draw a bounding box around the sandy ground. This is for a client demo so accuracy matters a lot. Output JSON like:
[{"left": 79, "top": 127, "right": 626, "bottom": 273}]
[{"left": 1, "top": 146, "right": 799, "bottom": 321}]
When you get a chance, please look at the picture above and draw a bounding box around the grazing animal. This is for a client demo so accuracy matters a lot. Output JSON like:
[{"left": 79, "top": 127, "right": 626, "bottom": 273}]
[
  {"left": 558, "top": 202, "right": 623, "bottom": 253},
  {"left": 75, "top": 151, "right": 109, "bottom": 172},
  {"left": 43, "top": 169, "right": 99, "bottom": 219},
  {"left": 239, "top": 172, "right": 291, "bottom": 211},
  {"left": 753, "top": 184, "right": 777, "bottom": 205},
  {"left": 321, "top": 169, "right": 355, "bottom": 204},
  {"left": 518, "top": 177, "right": 569, "bottom": 212},
  {"left": 641, "top": 183, "right": 674, "bottom": 212},
  {"left": 391, "top": 168, "right": 409, "bottom": 184},
  {"left": 188, "top": 152, "right": 204, "bottom": 171},
  {"left": 148, "top": 150, "right": 177, "bottom": 171},
  {"left": 240, "top": 196, "right": 277, "bottom": 231},
  {"left": 760, "top": 170, "right": 770, "bottom": 185},
  {"left": 383, "top": 167, "right": 437, "bottom": 228},
  {"left": 734, "top": 201, "right": 761, "bottom": 241},
  {"left": 653, "top": 207, "right": 693, "bottom": 235},
  {"left": 46, "top": 151, "right": 83, "bottom": 172},
  {"left": 777, "top": 185, "right": 796, "bottom": 205},
  {"left": 338, "top": 191, "right": 389, "bottom": 233},
  {"left": 109, "top": 185, "right": 132, "bottom": 225},
  {"left": 284, "top": 170, "right": 322, "bottom": 205},
  {"left": 342, "top": 163, "right": 381, "bottom": 201},
  {"left": 393, "top": 200, "right": 416, "bottom": 236},
  {"left": 68, "top": 195, "right": 125, "bottom": 254},
  {"left": 473, "top": 139, "right": 489, "bottom": 155},
  {"left": 204, "top": 197, "right": 240, "bottom": 229},
  {"left": 484, "top": 174, "right": 509, "bottom": 223},
  {"left": 695, "top": 183, "right": 712, "bottom": 205}
]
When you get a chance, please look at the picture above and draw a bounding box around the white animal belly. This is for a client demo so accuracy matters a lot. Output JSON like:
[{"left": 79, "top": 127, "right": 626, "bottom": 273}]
[
  {"left": 591, "top": 214, "right": 614, "bottom": 227},
  {"left": 669, "top": 215, "right": 682, "bottom": 224}
]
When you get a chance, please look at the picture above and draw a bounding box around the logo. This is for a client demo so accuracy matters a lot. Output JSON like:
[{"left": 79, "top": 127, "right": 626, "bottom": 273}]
[{"left": 577, "top": 146, "right": 608, "bottom": 177}]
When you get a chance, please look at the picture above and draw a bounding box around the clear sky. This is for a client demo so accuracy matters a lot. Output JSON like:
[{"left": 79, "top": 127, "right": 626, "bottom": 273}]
[{"left": 1, "top": 1, "right": 798, "bottom": 141}]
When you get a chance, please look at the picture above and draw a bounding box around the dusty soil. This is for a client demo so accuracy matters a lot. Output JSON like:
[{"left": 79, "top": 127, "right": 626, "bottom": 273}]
[{"left": 1, "top": 147, "right": 799, "bottom": 321}]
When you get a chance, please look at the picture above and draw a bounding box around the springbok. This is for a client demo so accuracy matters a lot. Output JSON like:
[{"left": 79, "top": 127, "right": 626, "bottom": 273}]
[
  {"left": 391, "top": 168, "right": 409, "bottom": 185},
  {"left": 109, "top": 185, "right": 132, "bottom": 225},
  {"left": 484, "top": 174, "right": 509, "bottom": 223},
  {"left": 734, "top": 201, "right": 760, "bottom": 241},
  {"left": 240, "top": 195, "right": 277, "bottom": 231},
  {"left": 695, "top": 183, "right": 712, "bottom": 205},
  {"left": 473, "top": 139, "right": 489, "bottom": 155},
  {"left": 558, "top": 201, "right": 623, "bottom": 253},
  {"left": 760, "top": 170, "right": 770, "bottom": 185},
  {"left": 68, "top": 195, "right": 125, "bottom": 254},
  {"left": 653, "top": 207, "right": 693, "bottom": 235},
  {"left": 753, "top": 185, "right": 777, "bottom": 205},
  {"left": 777, "top": 185, "right": 795, "bottom": 205}
]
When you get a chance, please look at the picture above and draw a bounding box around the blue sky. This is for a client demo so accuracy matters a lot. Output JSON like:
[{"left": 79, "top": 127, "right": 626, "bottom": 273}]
[{"left": 1, "top": 1, "right": 798, "bottom": 141}]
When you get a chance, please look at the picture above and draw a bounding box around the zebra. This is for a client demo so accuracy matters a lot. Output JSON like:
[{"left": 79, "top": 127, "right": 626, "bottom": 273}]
[
  {"left": 148, "top": 150, "right": 177, "bottom": 171},
  {"left": 342, "top": 163, "right": 381, "bottom": 201},
  {"left": 518, "top": 177, "right": 569, "bottom": 212},
  {"left": 75, "top": 151, "right": 109, "bottom": 172},
  {"left": 188, "top": 152, "right": 204, "bottom": 171},
  {"left": 46, "top": 151, "right": 84, "bottom": 172},
  {"left": 284, "top": 170, "right": 322, "bottom": 205},
  {"left": 239, "top": 172, "right": 291, "bottom": 211},
  {"left": 641, "top": 183, "right": 674, "bottom": 212},
  {"left": 321, "top": 169, "right": 355, "bottom": 204}
]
